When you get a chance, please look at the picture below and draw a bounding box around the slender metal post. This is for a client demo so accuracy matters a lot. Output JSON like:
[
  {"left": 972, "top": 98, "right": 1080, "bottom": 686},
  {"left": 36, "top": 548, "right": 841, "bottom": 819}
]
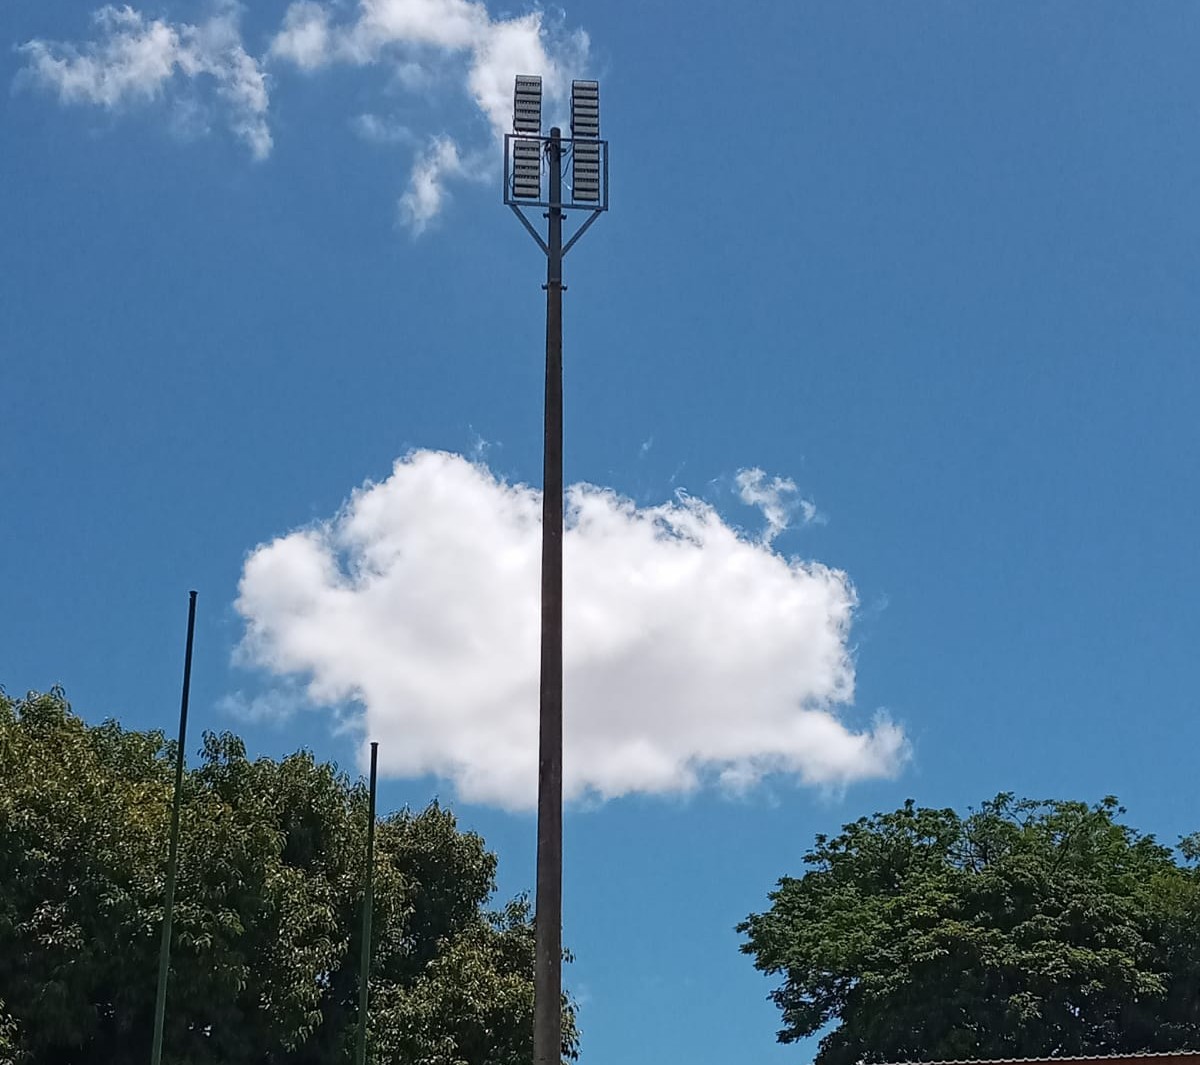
[
  {"left": 355, "top": 741, "right": 379, "bottom": 1065},
  {"left": 150, "top": 590, "right": 197, "bottom": 1065},
  {"left": 534, "top": 126, "right": 564, "bottom": 1065}
]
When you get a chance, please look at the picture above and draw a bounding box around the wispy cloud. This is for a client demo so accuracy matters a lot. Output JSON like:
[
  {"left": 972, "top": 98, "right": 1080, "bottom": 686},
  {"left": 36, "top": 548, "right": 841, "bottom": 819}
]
[
  {"left": 16, "top": 0, "right": 590, "bottom": 231},
  {"left": 233, "top": 450, "right": 908, "bottom": 810},
  {"left": 17, "top": 4, "right": 271, "bottom": 160},
  {"left": 218, "top": 686, "right": 308, "bottom": 722},
  {"left": 352, "top": 112, "right": 416, "bottom": 145},
  {"left": 268, "top": 0, "right": 587, "bottom": 134},
  {"left": 735, "top": 467, "right": 823, "bottom": 544},
  {"left": 268, "top": 0, "right": 589, "bottom": 230},
  {"left": 268, "top": 0, "right": 332, "bottom": 72},
  {"left": 399, "top": 135, "right": 469, "bottom": 233}
]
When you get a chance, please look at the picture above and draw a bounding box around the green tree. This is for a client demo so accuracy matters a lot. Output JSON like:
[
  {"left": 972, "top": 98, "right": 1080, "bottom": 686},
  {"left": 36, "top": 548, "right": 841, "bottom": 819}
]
[
  {"left": 739, "top": 794, "right": 1200, "bottom": 1065},
  {"left": 0, "top": 999, "right": 20, "bottom": 1065},
  {"left": 0, "top": 687, "right": 577, "bottom": 1064}
]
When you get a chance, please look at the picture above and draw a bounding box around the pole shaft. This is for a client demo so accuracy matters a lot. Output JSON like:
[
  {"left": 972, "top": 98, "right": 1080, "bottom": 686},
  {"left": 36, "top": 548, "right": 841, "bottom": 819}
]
[
  {"left": 355, "top": 742, "right": 379, "bottom": 1065},
  {"left": 534, "top": 127, "right": 565, "bottom": 1065},
  {"left": 150, "top": 590, "right": 197, "bottom": 1065}
]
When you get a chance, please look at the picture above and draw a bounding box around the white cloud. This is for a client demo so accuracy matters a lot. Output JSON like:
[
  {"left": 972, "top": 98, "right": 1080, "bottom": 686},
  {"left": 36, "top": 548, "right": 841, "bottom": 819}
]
[
  {"left": 352, "top": 0, "right": 487, "bottom": 53},
  {"left": 735, "top": 467, "right": 822, "bottom": 544},
  {"left": 269, "top": 0, "right": 590, "bottom": 228},
  {"left": 275, "top": 0, "right": 586, "bottom": 122},
  {"left": 18, "top": 4, "right": 271, "bottom": 160},
  {"left": 17, "top": 0, "right": 588, "bottom": 228},
  {"left": 268, "top": 0, "right": 332, "bottom": 71},
  {"left": 234, "top": 450, "right": 908, "bottom": 811},
  {"left": 218, "top": 686, "right": 308, "bottom": 723},
  {"left": 463, "top": 11, "right": 584, "bottom": 137},
  {"left": 353, "top": 113, "right": 416, "bottom": 145},
  {"left": 398, "top": 135, "right": 464, "bottom": 233}
]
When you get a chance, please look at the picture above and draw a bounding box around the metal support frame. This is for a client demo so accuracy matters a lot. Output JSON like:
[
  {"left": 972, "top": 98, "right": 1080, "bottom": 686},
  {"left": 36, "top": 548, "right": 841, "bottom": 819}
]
[
  {"left": 562, "top": 210, "right": 602, "bottom": 258},
  {"left": 504, "top": 122, "right": 606, "bottom": 1065},
  {"left": 504, "top": 134, "right": 610, "bottom": 214},
  {"left": 509, "top": 204, "right": 549, "bottom": 255}
]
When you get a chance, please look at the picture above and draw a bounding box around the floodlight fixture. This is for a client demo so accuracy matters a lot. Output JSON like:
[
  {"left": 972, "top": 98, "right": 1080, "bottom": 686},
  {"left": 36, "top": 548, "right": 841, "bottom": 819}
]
[
  {"left": 570, "top": 79, "right": 599, "bottom": 139},
  {"left": 513, "top": 75, "right": 543, "bottom": 133},
  {"left": 512, "top": 138, "right": 543, "bottom": 200},
  {"left": 571, "top": 140, "right": 600, "bottom": 202}
]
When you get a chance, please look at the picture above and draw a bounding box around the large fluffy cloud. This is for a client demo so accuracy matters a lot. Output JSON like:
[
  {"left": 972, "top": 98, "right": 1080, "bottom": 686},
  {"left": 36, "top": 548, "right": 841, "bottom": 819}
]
[
  {"left": 234, "top": 451, "right": 908, "bottom": 810},
  {"left": 18, "top": 4, "right": 271, "bottom": 160}
]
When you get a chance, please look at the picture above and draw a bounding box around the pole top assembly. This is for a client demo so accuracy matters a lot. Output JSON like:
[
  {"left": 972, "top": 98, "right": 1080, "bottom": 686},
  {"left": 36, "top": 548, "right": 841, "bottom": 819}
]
[{"left": 504, "top": 74, "right": 609, "bottom": 223}]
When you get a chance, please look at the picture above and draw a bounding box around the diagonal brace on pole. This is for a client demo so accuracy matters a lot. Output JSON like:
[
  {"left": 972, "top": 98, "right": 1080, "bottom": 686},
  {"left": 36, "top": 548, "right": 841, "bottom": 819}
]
[
  {"left": 562, "top": 210, "right": 603, "bottom": 257},
  {"left": 510, "top": 204, "right": 549, "bottom": 255}
]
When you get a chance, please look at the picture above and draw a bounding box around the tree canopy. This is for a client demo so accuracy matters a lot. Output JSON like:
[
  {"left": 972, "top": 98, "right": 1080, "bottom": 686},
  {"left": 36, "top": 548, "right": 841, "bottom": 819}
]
[
  {"left": 0, "top": 687, "right": 577, "bottom": 1064},
  {"left": 739, "top": 794, "right": 1200, "bottom": 1065}
]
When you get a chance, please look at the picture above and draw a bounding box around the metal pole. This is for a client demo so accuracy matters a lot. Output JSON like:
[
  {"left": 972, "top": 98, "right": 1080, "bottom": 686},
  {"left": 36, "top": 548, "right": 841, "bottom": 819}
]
[
  {"left": 355, "top": 741, "right": 379, "bottom": 1065},
  {"left": 534, "top": 126, "right": 564, "bottom": 1065},
  {"left": 150, "top": 590, "right": 197, "bottom": 1065}
]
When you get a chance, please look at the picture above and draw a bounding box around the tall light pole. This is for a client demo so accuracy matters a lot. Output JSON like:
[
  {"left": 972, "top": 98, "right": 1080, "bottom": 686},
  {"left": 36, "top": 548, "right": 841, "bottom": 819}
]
[
  {"left": 503, "top": 75, "right": 609, "bottom": 1065},
  {"left": 355, "top": 741, "right": 379, "bottom": 1065},
  {"left": 150, "top": 590, "right": 197, "bottom": 1065}
]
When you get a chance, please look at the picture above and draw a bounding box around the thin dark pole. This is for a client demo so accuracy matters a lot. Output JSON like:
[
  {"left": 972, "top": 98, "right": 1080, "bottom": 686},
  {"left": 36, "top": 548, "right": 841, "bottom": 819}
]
[
  {"left": 150, "top": 590, "right": 197, "bottom": 1065},
  {"left": 355, "top": 741, "right": 379, "bottom": 1065},
  {"left": 534, "top": 126, "right": 565, "bottom": 1065}
]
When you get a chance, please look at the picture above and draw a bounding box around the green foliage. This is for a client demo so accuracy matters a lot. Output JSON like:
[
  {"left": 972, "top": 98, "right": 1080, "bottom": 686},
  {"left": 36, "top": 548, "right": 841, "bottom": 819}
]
[
  {"left": 739, "top": 794, "right": 1200, "bottom": 1064},
  {"left": 0, "top": 999, "right": 21, "bottom": 1065},
  {"left": 0, "top": 688, "right": 577, "bottom": 1064}
]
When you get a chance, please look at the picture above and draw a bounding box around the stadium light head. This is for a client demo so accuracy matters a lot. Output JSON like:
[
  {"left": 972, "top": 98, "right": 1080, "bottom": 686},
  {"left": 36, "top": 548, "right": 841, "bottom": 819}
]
[
  {"left": 570, "top": 80, "right": 599, "bottom": 139},
  {"left": 572, "top": 141, "right": 600, "bottom": 202},
  {"left": 511, "top": 138, "right": 543, "bottom": 200},
  {"left": 504, "top": 74, "right": 607, "bottom": 214},
  {"left": 513, "top": 75, "right": 543, "bottom": 133},
  {"left": 570, "top": 80, "right": 601, "bottom": 202}
]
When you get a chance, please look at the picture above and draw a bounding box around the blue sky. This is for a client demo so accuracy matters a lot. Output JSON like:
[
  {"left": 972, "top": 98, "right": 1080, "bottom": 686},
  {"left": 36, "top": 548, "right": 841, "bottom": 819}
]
[{"left": 4, "top": 1, "right": 1200, "bottom": 1062}]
